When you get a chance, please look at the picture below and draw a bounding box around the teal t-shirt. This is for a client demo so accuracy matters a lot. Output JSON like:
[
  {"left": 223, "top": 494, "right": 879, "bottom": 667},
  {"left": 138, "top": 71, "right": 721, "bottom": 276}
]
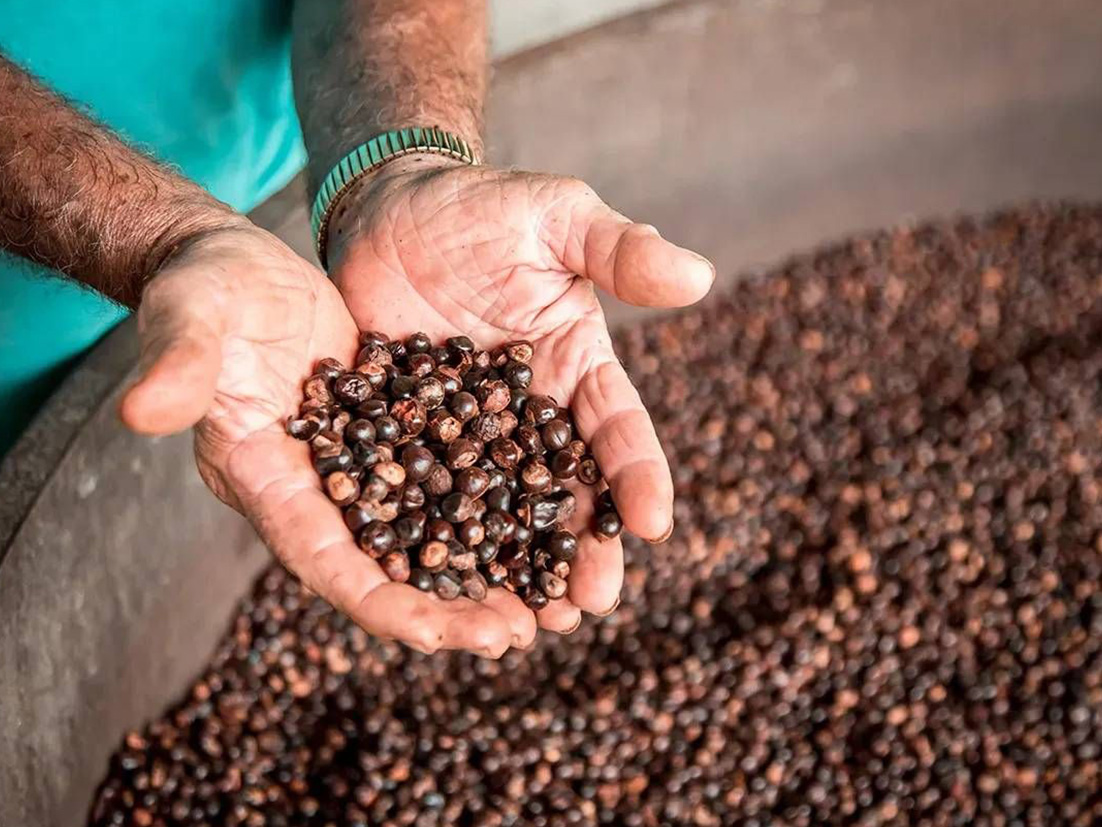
[{"left": 1, "top": 2, "right": 306, "bottom": 453}]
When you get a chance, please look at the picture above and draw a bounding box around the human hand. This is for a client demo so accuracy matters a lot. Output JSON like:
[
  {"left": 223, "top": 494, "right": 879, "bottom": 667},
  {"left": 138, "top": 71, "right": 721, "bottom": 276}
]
[
  {"left": 118, "top": 221, "right": 535, "bottom": 656},
  {"left": 325, "top": 157, "right": 716, "bottom": 638}
]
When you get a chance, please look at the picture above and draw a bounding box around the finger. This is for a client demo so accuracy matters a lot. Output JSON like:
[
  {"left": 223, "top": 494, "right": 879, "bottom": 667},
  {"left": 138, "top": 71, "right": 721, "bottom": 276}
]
[
  {"left": 571, "top": 359, "right": 674, "bottom": 542},
  {"left": 540, "top": 180, "right": 715, "bottom": 308},
  {"left": 482, "top": 588, "right": 539, "bottom": 649},
  {"left": 536, "top": 598, "right": 583, "bottom": 635},
  {"left": 229, "top": 431, "right": 516, "bottom": 656},
  {"left": 560, "top": 470, "right": 624, "bottom": 616},
  {"left": 119, "top": 277, "right": 224, "bottom": 435}
]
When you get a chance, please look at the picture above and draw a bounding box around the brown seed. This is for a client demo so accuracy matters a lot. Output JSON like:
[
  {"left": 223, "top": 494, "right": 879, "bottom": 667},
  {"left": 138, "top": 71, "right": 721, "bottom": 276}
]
[
  {"left": 497, "top": 409, "right": 519, "bottom": 438},
  {"left": 303, "top": 374, "right": 334, "bottom": 403},
  {"left": 330, "top": 410, "right": 352, "bottom": 436},
  {"left": 423, "top": 465, "right": 454, "bottom": 497},
  {"left": 503, "top": 340, "right": 534, "bottom": 364},
  {"left": 354, "top": 361, "right": 389, "bottom": 390},
  {"left": 524, "top": 394, "right": 559, "bottom": 425},
  {"left": 448, "top": 548, "right": 478, "bottom": 572},
  {"left": 401, "top": 444, "right": 436, "bottom": 482},
  {"left": 372, "top": 461, "right": 406, "bottom": 489},
  {"left": 521, "top": 462, "right": 554, "bottom": 494},
  {"left": 539, "top": 571, "right": 568, "bottom": 600},
  {"left": 566, "top": 439, "right": 587, "bottom": 459},
  {"left": 550, "top": 559, "right": 571, "bottom": 579},
  {"left": 390, "top": 398, "right": 427, "bottom": 436},
  {"left": 332, "top": 373, "right": 370, "bottom": 406},
  {"left": 440, "top": 492, "right": 475, "bottom": 523},
  {"left": 407, "top": 353, "right": 436, "bottom": 377},
  {"left": 541, "top": 419, "right": 572, "bottom": 451},
  {"left": 461, "top": 571, "right": 488, "bottom": 602},
  {"left": 314, "top": 357, "right": 346, "bottom": 379},
  {"left": 434, "top": 571, "right": 462, "bottom": 600},
  {"left": 381, "top": 552, "right": 411, "bottom": 583},
  {"left": 427, "top": 410, "right": 463, "bottom": 443},
  {"left": 324, "top": 472, "right": 359, "bottom": 506},
  {"left": 516, "top": 424, "right": 544, "bottom": 456},
  {"left": 550, "top": 450, "right": 579, "bottom": 480},
  {"left": 488, "top": 438, "right": 523, "bottom": 470},
  {"left": 455, "top": 467, "right": 491, "bottom": 498},
  {"left": 415, "top": 376, "right": 446, "bottom": 408},
  {"left": 355, "top": 343, "right": 392, "bottom": 366},
  {"left": 475, "top": 380, "right": 512, "bottom": 413},
  {"left": 457, "top": 518, "right": 486, "bottom": 548},
  {"left": 577, "top": 457, "right": 601, "bottom": 485},
  {"left": 446, "top": 438, "right": 482, "bottom": 470},
  {"left": 468, "top": 412, "right": 501, "bottom": 442},
  {"left": 418, "top": 540, "right": 449, "bottom": 572},
  {"left": 449, "top": 391, "right": 479, "bottom": 422},
  {"left": 358, "top": 522, "right": 397, "bottom": 558}
]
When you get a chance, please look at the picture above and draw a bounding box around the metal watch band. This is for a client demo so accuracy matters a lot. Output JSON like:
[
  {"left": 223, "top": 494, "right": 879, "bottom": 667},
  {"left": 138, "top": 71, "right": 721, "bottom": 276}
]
[{"left": 310, "top": 127, "right": 480, "bottom": 268}]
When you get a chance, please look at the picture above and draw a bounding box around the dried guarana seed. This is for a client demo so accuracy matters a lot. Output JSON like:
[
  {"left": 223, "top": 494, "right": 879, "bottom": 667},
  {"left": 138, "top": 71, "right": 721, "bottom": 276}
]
[
  {"left": 102, "top": 210, "right": 1102, "bottom": 827},
  {"left": 373, "top": 461, "right": 406, "bottom": 489},
  {"left": 475, "top": 379, "right": 511, "bottom": 413},
  {"left": 324, "top": 472, "right": 359, "bottom": 507},
  {"left": 440, "top": 492, "right": 475, "bottom": 523},
  {"left": 418, "top": 540, "right": 448, "bottom": 572},
  {"left": 594, "top": 509, "right": 623, "bottom": 541},
  {"left": 408, "top": 568, "right": 433, "bottom": 591},
  {"left": 538, "top": 571, "right": 568, "bottom": 600},
  {"left": 374, "top": 416, "right": 400, "bottom": 443},
  {"left": 389, "top": 399, "right": 427, "bottom": 436},
  {"left": 423, "top": 465, "right": 453, "bottom": 497},
  {"left": 541, "top": 419, "right": 572, "bottom": 451},
  {"left": 521, "top": 462, "right": 553, "bottom": 493},
  {"left": 380, "top": 552, "right": 410, "bottom": 583},
  {"left": 303, "top": 374, "right": 333, "bottom": 402},
  {"left": 358, "top": 522, "right": 397, "bottom": 557},
  {"left": 460, "top": 571, "right": 488, "bottom": 602},
  {"left": 433, "top": 571, "right": 461, "bottom": 600},
  {"left": 577, "top": 456, "right": 601, "bottom": 485},
  {"left": 284, "top": 335, "right": 615, "bottom": 613},
  {"left": 524, "top": 394, "right": 558, "bottom": 425},
  {"left": 333, "top": 373, "right": 370, "bottom": 406},
  {"left": 503, "top": 361, "right": 533, "bottom": 389},
  {"left": 445, "top": 438, "right": 481, "bottom": 470},
  {"left": 401, "top": 444, "right": 435, "bottom": 482},
  {"left": 503, "top": 340, "right": 534, "bottom": 363},
  {"left": 550, "top": 450, "right": 579, "bottom": 480},
  {"left": 547, "top": 530, "right": 578, "bottom": 561}
]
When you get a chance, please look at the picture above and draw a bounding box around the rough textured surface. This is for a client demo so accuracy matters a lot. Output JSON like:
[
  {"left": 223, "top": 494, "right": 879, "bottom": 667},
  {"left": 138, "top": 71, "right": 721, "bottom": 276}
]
[
  {"left": 88, "top": 206, "right": 1102, "bottom": 826},
  {"left": 0, "top": 319, "right": 269, "bottom": 827}
]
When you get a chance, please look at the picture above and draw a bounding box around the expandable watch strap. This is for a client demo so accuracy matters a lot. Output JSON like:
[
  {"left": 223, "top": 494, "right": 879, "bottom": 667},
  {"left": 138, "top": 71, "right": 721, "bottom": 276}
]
[{"left": 310, "top": 127, "right": 480, "bottom": 267}]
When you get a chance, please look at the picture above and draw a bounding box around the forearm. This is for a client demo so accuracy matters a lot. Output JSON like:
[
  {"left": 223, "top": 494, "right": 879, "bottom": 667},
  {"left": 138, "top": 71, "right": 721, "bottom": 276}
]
[
  {"left": 0, "top": 55, "right": 239, "bottom": 308},
  {"left": 291, "top": 0, "right": 488, "bottom": 197}
]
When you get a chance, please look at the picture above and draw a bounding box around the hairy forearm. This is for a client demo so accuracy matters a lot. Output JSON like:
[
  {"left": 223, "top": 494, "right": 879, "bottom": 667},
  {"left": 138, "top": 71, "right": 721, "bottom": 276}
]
[
  {"left": 291, "top": 0, "right": 488, "bottom": 197},
  {"left": 0, "top": 55, "right": 238, "bottom": 308}
]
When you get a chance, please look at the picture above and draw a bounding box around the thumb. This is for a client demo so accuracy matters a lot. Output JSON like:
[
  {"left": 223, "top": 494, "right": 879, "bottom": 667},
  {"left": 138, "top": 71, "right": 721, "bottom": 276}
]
[
  {"left": 118, "top": 277, "right": 225, "bottom": 436},
  {"left": 539, "top": 178, "right": 716, "bottom": 308}
]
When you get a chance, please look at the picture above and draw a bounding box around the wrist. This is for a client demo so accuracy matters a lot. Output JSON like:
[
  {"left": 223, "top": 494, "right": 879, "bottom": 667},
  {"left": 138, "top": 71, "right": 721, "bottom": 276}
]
[
  {"left": 324, "top": 153, "right": 469, "bottom": 268},
  {"left": 135, "top": 198, "right": 249, "bottom": 306}
]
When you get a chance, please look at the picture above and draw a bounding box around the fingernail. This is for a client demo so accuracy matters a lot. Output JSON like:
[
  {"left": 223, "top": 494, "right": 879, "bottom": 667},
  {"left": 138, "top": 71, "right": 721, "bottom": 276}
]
[
  {"left": 647, "top": 519, "right": 675, "bottom": 545},
  {"left": 513, "top": 634, "right": 537, "bottom": 652},
  {"left": 594, "top": 597, "right": 621, "bottom": 618},
  {"left": 562, "top": 616, "right": 583, "bottom": 635}
]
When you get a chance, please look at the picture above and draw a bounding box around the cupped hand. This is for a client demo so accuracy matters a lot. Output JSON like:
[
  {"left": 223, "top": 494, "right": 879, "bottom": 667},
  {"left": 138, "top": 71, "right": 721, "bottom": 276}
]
[
  {"left": 326, "top": 157, "right": 715, "bottom": 636},
  {"left": 118, "top": 221, "right": 532, "bottom": 657}
]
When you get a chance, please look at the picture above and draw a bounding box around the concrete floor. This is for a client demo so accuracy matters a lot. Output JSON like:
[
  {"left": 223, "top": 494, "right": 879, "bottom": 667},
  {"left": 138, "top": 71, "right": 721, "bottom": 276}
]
[{"left": 5, "top": 1, "right": 1102, "bottom": 825}]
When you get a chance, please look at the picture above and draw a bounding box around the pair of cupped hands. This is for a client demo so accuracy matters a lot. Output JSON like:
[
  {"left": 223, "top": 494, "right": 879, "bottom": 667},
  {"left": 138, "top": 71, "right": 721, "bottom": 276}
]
[{"left": 120, "top": 157, "right": 714, "bottom": 657}]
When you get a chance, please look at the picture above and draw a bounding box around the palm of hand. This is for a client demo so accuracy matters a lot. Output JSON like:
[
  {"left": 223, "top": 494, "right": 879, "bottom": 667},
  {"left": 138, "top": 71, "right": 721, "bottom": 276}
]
[
  {"left": 329, "top": 163, "right": 715, "bottom": 638},
  {"left": 122, "top": 226, "right": 537, "bottom": 656}
]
